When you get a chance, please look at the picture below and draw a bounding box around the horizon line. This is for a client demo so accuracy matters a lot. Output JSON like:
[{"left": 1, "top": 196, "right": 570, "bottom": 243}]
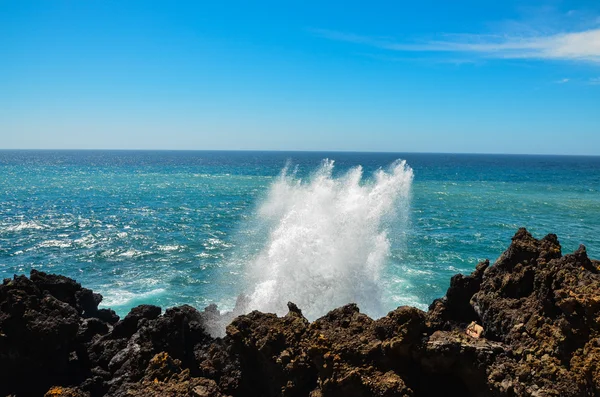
[{"left": 1, "top": 148, "right": 599, "bottom": 157}]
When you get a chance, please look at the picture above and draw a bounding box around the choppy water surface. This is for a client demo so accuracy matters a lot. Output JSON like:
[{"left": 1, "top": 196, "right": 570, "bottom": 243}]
[{"left": 1, "top": 151, "right": 599, "bottom": 319}]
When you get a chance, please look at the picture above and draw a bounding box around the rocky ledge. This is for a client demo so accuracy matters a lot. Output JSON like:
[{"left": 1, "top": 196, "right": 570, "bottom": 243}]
[{"left": 2, "top": 229, "right": 600, "bottom": 397}]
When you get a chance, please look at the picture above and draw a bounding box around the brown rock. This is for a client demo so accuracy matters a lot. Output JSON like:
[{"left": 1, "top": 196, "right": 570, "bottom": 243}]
[{"left": 4, "top": 229, "right": 600, "bottom": 397}]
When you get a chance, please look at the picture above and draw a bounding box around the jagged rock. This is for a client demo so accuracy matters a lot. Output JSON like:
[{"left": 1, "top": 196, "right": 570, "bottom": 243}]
[
  {"left": 428, "top": 260, "right": 489, "bottom": 329},
  {"left": 417, "top": 330, "right": 505, "bottom": 396},
  {"left": 227, "top": 305, "right": 315, "bottom": 396},
  {"left": 0, "top": 274, "right": 83, "bottom": 396},
  {"left": 98, "top": 304, "right": 218, "bottom": 395},
  {"left": 2, "top": 229, "right": 600, "bottom": 397},
  {"left": 111, "top": 304, "right": 162, "bottom": 339},
  {"left": 29, "top": 269, "right": 103, "bottom": 318},
  {"left": 305, "top": 304, "right": 421, "bottom": 396},
  {"left": 110, "top": 352, "right": 229, "bottom": 397}
]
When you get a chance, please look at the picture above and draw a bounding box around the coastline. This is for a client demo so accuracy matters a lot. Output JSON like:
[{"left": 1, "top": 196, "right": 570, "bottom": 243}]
[{"left": 2, "top": 228, "right": 599, "bottom": 396}]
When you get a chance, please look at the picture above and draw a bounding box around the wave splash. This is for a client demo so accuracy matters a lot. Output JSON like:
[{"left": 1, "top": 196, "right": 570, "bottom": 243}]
[{"left": 242, "top": 159, "right": 413, "bottom": 320}]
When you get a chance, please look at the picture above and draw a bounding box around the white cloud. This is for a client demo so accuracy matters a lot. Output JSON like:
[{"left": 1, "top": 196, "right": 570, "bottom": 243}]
[
  {"left": 311, "top": 28, "right": 600, "bottom": 63},
  {"left": 556, "top": 78, "right": 570, "bottom": 84},
  {"left": 589, "top": 77, "right": 600, "bottom": 84}
]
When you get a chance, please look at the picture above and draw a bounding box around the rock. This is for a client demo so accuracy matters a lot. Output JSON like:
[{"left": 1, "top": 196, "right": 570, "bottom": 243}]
[
  {"left": 97, "top": 308, "right": 120, "bottom": 324},
  {"left": 2, "top": 229, "right": 600, "bottom": 397},
  {"left": 0, "top": 273, "right": 84, "bottom": 396},
  {"left": 465, "top": 322, "right": 484, "bottom": 338},
  {"left": 142, "top": 352, "right": 183, "bottom": 382},
  {"left": 470, "top": 229, "right": 600, "bottom": 396},
  {"left": 78, "top": 317, "right": 110, "bottom": 343},
  {"left": 226, "top": 305, "right": 315, "bottom": 396},
  {"left": 44, "top": 386, "right": 90, "bottom": 397},
  {"left": 110, "top": 352, "right": 229, "bottom": 397},
  {"left": 416, "top": 330, "right": 505, "bottom": 396},
  {"left": 30, "top": 269, "right": 103, "bottom": 318},
  {"left": 428, "top": 260, "right": 489, "bottom": 330},
  {"left": 99, "top": 304, "right": 217, "bottom": 394},
  {"left": 111, "top": 305, "right": 162, "bottom": 339},
  {"left": 305, "top": 304, "right": 421, "bottom": 396}
]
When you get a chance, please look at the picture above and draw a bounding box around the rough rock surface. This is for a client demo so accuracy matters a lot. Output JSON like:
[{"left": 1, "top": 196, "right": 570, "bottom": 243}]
[{"left": 1, "top": 229, "right": 600, "bottom": 396}]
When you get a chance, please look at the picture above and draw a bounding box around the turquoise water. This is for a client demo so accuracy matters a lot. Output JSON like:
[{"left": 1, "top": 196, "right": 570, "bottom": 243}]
[{"left": 1, "top": 150, "right": 599, "bottom": 318}]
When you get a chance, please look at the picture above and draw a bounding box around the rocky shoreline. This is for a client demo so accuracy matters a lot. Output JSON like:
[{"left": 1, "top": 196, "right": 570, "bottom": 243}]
[{"left": 2, "top": 229, "right": 600, "bottom": 396}]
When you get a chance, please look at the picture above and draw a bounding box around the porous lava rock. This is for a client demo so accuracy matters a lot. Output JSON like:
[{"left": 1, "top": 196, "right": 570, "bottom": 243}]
[{"left": 2, "top": 228, "right": 600, "bottom": 396}]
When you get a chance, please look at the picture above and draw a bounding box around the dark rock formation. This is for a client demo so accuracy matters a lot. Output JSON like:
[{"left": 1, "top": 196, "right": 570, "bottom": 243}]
[{"left": 1, "top": 228, "right": 600, "bottom": 396}]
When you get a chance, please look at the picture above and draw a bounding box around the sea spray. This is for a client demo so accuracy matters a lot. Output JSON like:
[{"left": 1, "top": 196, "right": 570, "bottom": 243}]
[{"left": 240, "top": 159, "right": 414, "bottom": 320}]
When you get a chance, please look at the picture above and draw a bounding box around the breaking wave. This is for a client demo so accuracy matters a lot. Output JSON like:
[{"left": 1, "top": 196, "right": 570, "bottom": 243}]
[{"left": 241, "top": 159, "right": 413, "bottom": 320}]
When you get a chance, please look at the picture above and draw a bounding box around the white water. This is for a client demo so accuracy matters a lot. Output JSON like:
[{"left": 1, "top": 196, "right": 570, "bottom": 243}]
[{"left": 242, "top": 159, "right": 413, "bottom": 320}]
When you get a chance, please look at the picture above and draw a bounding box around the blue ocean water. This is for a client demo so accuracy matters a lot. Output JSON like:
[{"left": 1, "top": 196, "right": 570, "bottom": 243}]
[{"left": 1, "top": 150, "right": 599, "bottom": 319}]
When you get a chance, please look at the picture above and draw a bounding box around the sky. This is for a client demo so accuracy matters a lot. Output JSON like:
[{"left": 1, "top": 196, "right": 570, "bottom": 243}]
[{"left": 1, "top": 0, "right": 600, "bottom": 154}]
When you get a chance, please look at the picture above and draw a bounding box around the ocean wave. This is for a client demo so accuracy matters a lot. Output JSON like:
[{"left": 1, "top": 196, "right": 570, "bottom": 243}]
[
  {"left": 118, "top": 249, "right": 150, "bottom": 258},
  {"left": 241, "top": 159, "right": 414, "bottom": 320},
  {"left": 203, "top": 238, "right": 233, "bottom": 250},
  {"left": 157, "top": 244, "right": 185, "bottom": 252},
  {"left": 37, "top": 239, "right": 73, "bottom": 248},
  {"left": 3, "top": 221, "right": 46, "bottom": 232},
  {"left": 100, "top": 288, "right": 166, "bottom": 308},
  {"left": 98, "top": 248, "right": 153, "bottom": 259},
  {"left": 72, "top": 235, "right": 97, "bottom": 248}
]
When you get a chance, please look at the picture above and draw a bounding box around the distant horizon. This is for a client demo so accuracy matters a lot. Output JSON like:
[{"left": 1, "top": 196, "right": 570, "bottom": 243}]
[{"left": 2, "top": 148, "right": 600, "bottom": 158}]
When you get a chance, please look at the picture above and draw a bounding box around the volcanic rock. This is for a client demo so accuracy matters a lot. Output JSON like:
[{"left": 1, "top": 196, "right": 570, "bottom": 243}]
[{"left": 1, "top": 228, "right": 600, "bottom": 396}]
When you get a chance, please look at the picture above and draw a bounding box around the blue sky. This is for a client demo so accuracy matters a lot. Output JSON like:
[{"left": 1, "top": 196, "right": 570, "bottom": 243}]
[{"left": 1, "top": 1, "right": 600, "bottom": 154}]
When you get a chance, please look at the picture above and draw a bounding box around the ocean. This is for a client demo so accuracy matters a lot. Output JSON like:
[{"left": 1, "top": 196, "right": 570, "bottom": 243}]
[{"left": 1, "top": 150, "right": 599, "bottom": 321}]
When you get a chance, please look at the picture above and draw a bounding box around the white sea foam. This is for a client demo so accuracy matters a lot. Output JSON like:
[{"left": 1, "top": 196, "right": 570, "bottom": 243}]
[
  {"left": 241, "top": 159, "right": 413, "bottom": 320},
  {"left": 118, "top": 248, "right": 147, "bottom": 258},
  {"left": 157, "top": 244, "right": 184, "bottom": 252},
  {"left": 203, "top": 238, "right": 233, "bottom": 250},
  {"left": 37, "top": 239, "right": 73, "bottom": 248},
  {"left": 101, "top": 288, "right": 166, "bottom": 308},
  {"left": 4, "top": 221, "right": 46, "bottom": 232}
]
